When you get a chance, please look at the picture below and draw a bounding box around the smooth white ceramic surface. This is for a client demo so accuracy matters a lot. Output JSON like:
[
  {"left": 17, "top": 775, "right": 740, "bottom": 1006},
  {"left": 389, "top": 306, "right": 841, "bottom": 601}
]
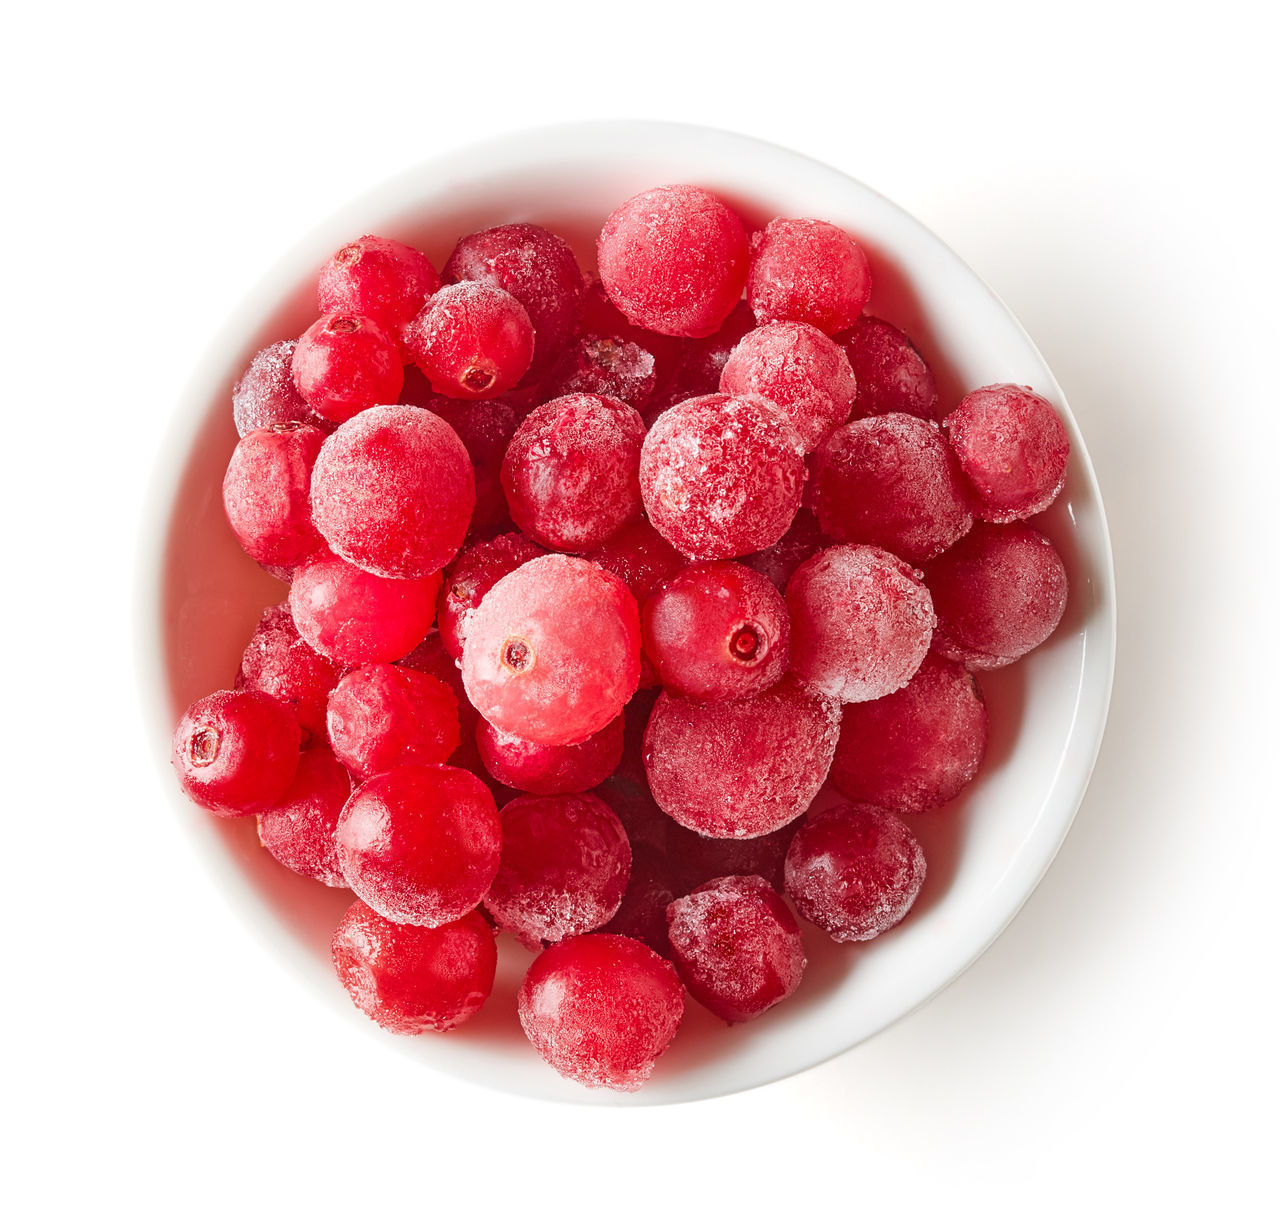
[{"left": 136, "top": 121, "right": 1115, "bottom": 1105}]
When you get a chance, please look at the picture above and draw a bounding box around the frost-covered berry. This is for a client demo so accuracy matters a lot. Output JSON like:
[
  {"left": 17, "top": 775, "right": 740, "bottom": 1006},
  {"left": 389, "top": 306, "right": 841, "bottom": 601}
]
[
  {"left": 747, "top": 218, "right": 872, "bottom": 335},
  {"left": 843, "top": 315, "right": 938, "bottom": 420},
  {"left": 291, "top": 313, "right": 404, "bottom": 423},
  {"left": 317, "top": 235, "right": 441, "bottom": 333},
  {"left": 784, "top": 803, "right": 926, "bottom": 942},
  {"left": 943, "top": 383, "right": 1070, "bottom": 522},
  {"left": 332, "top": 901, "right": 496, "bottom": 1035},
  {"left": 543, "top": 334, "right": 658, "bottom": 410},
  {"left": 439, "top": 533, "right": 545, "bottom": 662},
  {"left": 223, "top": 424, "right": 326, "bottom": 569},
  {"left": 501, "top": 393, "right": 646, "bottom": 551},
  {"left": 257, "top": 744, "right": 350, "bottom": 885},
  {"left": 336, "top": 765, "right": 502, "bottom": 928},
  {"left": 233, "top": 340, "right": 330, "bottom": 436},
  {"left": 237, "top": 603, "right": 343, "bottom": 739},
  {"left": 518, "top": 933, "right": 684, "bottom": 1091},
  {"left": 830, "top": 653, "right": 987, "bottom": 813},
  {"left": 640, "top": 393, "right": 805, "bottom": 560},
  {"left": 666, "top": 875, "right": 805, "bottom": 1022},
  {"left": 643, "top": 676, "right": 841, "bottom": 839},
  {"left": 172, "top": 689, "right": 301, "bottom": 817},
  {"left": 309, "top": 404, "right": 474, "bottom": 580},
  {"left": 598, "top": 186, "right": 749, "bottom": 338},
  {"left": 786, "top": 545, "right": 935, "bottom": 703},
  {"left": 476, "top": 713, "right": 623, "bottom": 795}
]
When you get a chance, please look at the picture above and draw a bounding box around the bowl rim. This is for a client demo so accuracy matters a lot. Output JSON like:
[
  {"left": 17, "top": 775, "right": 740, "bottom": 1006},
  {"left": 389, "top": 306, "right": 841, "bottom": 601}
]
[{"left": 134, "top": 118, "right": 1117, "bottom": 1105}]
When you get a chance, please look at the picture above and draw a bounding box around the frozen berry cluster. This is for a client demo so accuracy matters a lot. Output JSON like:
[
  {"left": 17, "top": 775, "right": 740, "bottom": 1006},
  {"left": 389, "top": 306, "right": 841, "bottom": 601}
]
[{"left": 173, "top": 185, "right": 1071, "bottom": 1092}]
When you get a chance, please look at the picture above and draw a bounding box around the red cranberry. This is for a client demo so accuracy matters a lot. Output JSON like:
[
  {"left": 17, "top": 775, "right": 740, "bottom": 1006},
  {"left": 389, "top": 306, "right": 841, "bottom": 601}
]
[
  {"left": 518, "top": 933, "right": 684, "bottom": 1090},
  {"left": 600, "top": 845, "right": 681, "bottom": 956},
  {"left": 289, "top": 550, "right": 440, "bottom": 666},
  {"left": 811, "top": 413, "right": 973, "bottom": 564},
  {"left": 257, "top": 744, "right": 350, "bottom": 885},
  {"left": 741, "top": 508, "right": 831, "bottom": 592},
  {"left": 843, "top": 315, "right": 938, "bottom": 420},
  {"left": 222, "top": 424, "right": 326, "bottom": 569},
  {"left": 642, "top": 561, "right": 790, "bottom": 702},
  {"left": 587, "top": 520, "right": 689, "bottom": 606},
  {"left": 831, "top": 654, "right": 987, "bottom": 813},
  {"left": 646, "top": 301, "right": 758, "bottom": 422},
  {"left": 597, "top": 186, "right": 749, "bottom": 338},
  {"left": 332, "top": 901, "right": 496, "bottom": 1034},
  {"left": 476, "top": 713, "right": 623, "bottom": 795},
  {"left": 501, "top": 393, "right": 646, "bottom": 551},
  {"left": 291, "top": 313, "right": 403, "bottom": 424},
  {"left": 786, "top": 545, "right": 935, "bottom": 703},
  {"left": 666, "top": 875, "right": 806, "bottom": 1022},
  {"left": 310, "top": 404, "right": 474, "bottom": 579},
  {"left": 924, "top": 522, "right": 1069, "bottom": 670},
  {"left": 720, "top": 321, "right": 857, "bottom": 450},
  {"left": 443, "top": 223, "right": 585, "bottom": 375},
  {"left": 943, "top": 383, "right": 1070, "bottom": 522},
  {"left": 643, "top": 677, "right": 841, "bottom": 839},
  {"left": 317, "top": 235, "right": 441, "bottom": 333},
  {"left": 580, "top": 274, "right": 683, "bottom": 375},
  {"left": 543, "top": 334, "right": 658, "bottom": 410},
  {"left": 232, "top": 340, "right": 330, "bottom": 436},
  {"left": 747, "top": 217, "right": 872, "bottom": 336},
  {"left": 396, "top": 631, "right": 486, "bottom": 774},
  {"left": 460, "top": 555, "right": 640, "bottom": 747},
  {"left": 237, "top": 603, "right": 343, "bottom": 740},
  {"left": 640, "top": 393, "right": 805, "bottom": 560},
  {"left": 171, "top": 689, "right": 301, "bottom": 817},
  {"left": 326, "top": 664, "right": 460, "bottom": 779},
  {"left": 784, "top": 803, "right": 926, "bottom": 942},
  {"left": 336, "top": 765, "right": 501, "bottom": 927},
  {"left": 403, "top": 282, "right": 534, "bottom": 400},
  {"left": 484, "top": 793, "right": 631, "bottom": 947},
  {"left": 439, "top": 533, "right": 545, "bottom": 662}
]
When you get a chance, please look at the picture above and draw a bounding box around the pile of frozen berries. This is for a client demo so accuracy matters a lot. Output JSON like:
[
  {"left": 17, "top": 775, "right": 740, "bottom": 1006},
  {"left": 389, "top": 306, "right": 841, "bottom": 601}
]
[{"left": 174, "top": 185, "right": 1070, "bottom": 1091}]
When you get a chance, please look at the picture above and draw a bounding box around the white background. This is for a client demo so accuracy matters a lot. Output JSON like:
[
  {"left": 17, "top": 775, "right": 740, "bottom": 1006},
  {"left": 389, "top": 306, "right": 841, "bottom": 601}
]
[{"left": 4, "top": 1, "right": 1276, "bottom": 1223}]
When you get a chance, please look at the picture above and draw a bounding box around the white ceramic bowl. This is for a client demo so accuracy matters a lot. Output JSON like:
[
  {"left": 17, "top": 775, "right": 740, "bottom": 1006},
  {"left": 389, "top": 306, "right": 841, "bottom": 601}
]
[{"left": 137, "top": 121, "right": 1115, "bottom": 1105}]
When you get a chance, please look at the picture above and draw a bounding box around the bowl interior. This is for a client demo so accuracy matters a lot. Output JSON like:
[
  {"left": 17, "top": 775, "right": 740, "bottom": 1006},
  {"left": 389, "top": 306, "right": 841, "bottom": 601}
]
[{"left": 140, "top": 122, "right": 1114, "bottom": 1105}]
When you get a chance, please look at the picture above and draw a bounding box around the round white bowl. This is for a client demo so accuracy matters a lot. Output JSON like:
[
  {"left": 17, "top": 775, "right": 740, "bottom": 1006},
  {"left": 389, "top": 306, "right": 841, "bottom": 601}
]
[{"left": 137, "top": 121, "right": 1115, "bottom": 1105}]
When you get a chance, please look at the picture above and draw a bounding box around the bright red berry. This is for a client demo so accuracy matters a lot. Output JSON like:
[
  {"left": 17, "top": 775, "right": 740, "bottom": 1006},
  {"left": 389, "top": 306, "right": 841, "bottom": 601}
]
[
  {"left": 439, "top": 533, "right": 546, "bottom": 662},
  {"left": 317, "top": 235, "right": 441, "bottom": 333},
  {"left": 843, "top": 315, "right": 938, "bottom": 420},
  {"left": 291, "top": 313, "right": 404, "bottom": 423},
  {"left": 233, "top": 340, "right": 331, "bottom": 436},
  {"left": 476, "top": 713, "right": 623, "bottom": 795},
  {"left": 747, "top": 217, "right": 872, "bottom": 336},
  {"left": 237, "top": 603, "right": 343, "bottom": 740},
  {"left": 257, "top": 744, "right": 351, "bottom": 885}
]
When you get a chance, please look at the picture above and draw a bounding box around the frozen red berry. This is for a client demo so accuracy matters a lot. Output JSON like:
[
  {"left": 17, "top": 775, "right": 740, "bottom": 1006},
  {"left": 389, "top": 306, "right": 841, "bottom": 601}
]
[
  {"left": 501, "top": 394, "right": 646, "bottom": 551},
  {"left": 601, "top": 846, "right": 680, "bottom": 956},
  {"left": 172, "top": 689, "right": 301, "bottom": 817},
  {"left": 518, "top": 933, "right": 684, "bottom": 1091},
  {"left": 925, "top": 522, "right": 1069, "bottom": 669},
  {"left": 443, "top": 223, "right": 585, "bottom": 375},
  {"left": 587, "top": 519, "right": 689, "bottom": 606},
  {"left": 309, "top": 404, "right": 474, "bottom": 580},
  {"left": 742, "top": 508, "right": 830, "bottom": 592},
  {"left": 237, "top": 603, "right": 343, "bottom": 739},
  {"left": 640, "top": 393, "right": 805, "bottom": 560},
  {"left": 336, "top": 765, "right": 501, "bottom": 928},
  {"left": 720, "top": 321, "right": 857, "bottom": 449},
  {"left": 598, "top": 186, "right": 749, "bottom": 338},
  {"left": 644, "top": 676, "right": 841, "bottom": 839},
  {"left": 543, "top": 334, "right": 658, "bottom": 410},
  {"left": 396, "top": 631, "right": 486, "bottom": 775},
  {"left": 290, "top": 550, "right": 440, "bottom": 666},
  {"left": 784, "top": 803, "right": 926, "bottom": 942},
  {"left": 476, "top": 713, "right": 623, "bottom": 795},
  {"left": 786, "top": 545, "right": 935, "bottom": 703},
  {"left": 747, "top": 218, "right": 872, "bottom": 335},
  {"left": 943, "top": 383, "right": 1070, "bottom": 522},
  {"left": 811, "top": 413, "right": 973, "bottom": 564},
  {"left": 439, "top": 533, "right": 546, "bottom": 662},
  {"left": 666, "top": 875, "right": 805, "bottom": 1022},
  {"left": 843, "top": 315, "right": 938, "bottom": 420},
  {"left": 222, "top": 423, "right": 326, "bottom": 569},
  {"left": 317, "top": 235, "right": 441, "bottom": 333},
  {"left": 484, "top": 793, "right": 631, "bottom": 947},
  {"left": 326, "top": 664, "right": 460, "bottom": 779},
  {"left": 403, "top": 282, "right": 534, "bottom": 400},
  {"left": 581, "top": 274, "right": 684, "bottom": 371},
  {"left": 667, "top": 818, "right": 800, "bottom": 896},
  {"left": 332, "top": 901, "right": 496, "bottom": 1034},
  {"left": 233, "top": 340, "right": 330, "bottom": 436},
  {"left": 291, "top": 313, "right": 403, "bottom": 424},
  {"left": 257, "top": 744, "right": 350, "bottom": 885},
  {"left": 642, "top": 561, "right": 789, "bottom": 702},
  {"left": 830, "top": 654, "right": 987, "bottom": 813},
  {"left": 461, "top": 555, "right": 640, "bottom": 747}
]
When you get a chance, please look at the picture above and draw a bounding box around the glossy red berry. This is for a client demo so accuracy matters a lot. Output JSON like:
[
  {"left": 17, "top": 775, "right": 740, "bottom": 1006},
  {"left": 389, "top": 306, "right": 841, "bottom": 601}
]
[
  {"left": 586, "top": 520, "right": 689, "bottom": 607},
  {"left": 233, "top": 340, "right": 331, "bottom": 436},
  {"left": 439, "top": 533, "right": 546, "bottom": 662},
  {"left": 747, "top": 217, "right": 872, "bottom": 336},
  {"left": 291, "top": 313, "right": 404, "bottom": 424},
  {"left": 172, "top": 689, "right": 301, "bottom": 817},
  {"left": 518, "top": 933, "right": 684, "bottom": 1091},
  {"left": 257, "top": 744, "right": 350, "bottom": 885},
  {"left": 335, "top": 765, "right": 501, "bottom": 928},
  {"left": 317, "top": 235, "right": 441, "bottom": 333},
  {"left": 476, "top": 713, "right": 623, "bottom": 795},
  {"left": 332, "top": 901, "right": 496, "bottom": 1034},
  {"left": 237, "top": 603, "right": 343, "bottom": 740}
]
